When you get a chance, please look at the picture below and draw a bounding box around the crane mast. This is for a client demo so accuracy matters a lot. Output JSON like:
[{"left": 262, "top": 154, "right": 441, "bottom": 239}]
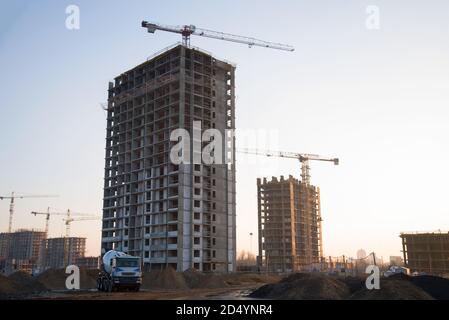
[
  {"left": 0, "top": 192, "right": 58, "bottom": 233},
  {"left": 63, "top": 215, "right": 100, "bottom": 237},
  {"left": 31, "top": 209, "right": 97, "bottom": 236},
  {"left": 141, "top": 21, "right": 294, "bottom": 51}
]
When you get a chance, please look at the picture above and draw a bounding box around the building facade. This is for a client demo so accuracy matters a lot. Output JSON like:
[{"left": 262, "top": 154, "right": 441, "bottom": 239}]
[
  {"left": 400, "top": 231, "right": 449, "bottom": 275},
  {"left": 0, "top": 230, "right": 46, "bottom": 275},
  {"left": 42, "top": 237, "right": 86, "bottom": 269},
  {"left": 101, "top": 44, "right": 236, "bottom": 272},
  {"left": 257, "top": 175, "right": 322, "bottom": 272}
]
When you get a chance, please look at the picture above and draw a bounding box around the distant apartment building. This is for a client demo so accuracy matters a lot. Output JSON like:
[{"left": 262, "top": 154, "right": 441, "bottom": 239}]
[
  {"left": 400, "top": 231, "right": 449, "bottom": 275},
  {"left": 41, "top": 237, "right": 86, "bottom": 269},
  {"left": 0, "top": 229, "right": 46, "bottom": 275},
  {"left": 257, "top": 175, "right": 322, "bottom": 272},
  {"left": 101, "top": 44, "right": 236, "bottom": 272}
]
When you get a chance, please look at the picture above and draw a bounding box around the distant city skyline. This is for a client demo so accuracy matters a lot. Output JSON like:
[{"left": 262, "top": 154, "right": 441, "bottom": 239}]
[{"left": 1, "top": 0, "right": 449, "bottom": 258}]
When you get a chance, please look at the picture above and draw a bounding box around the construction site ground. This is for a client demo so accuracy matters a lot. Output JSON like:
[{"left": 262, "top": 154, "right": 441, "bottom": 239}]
[{"left": 2, "top": 269, "right": 449, "bottom": 300}]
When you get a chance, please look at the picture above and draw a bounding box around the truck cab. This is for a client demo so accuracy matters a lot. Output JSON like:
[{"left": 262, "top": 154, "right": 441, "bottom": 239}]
[{"left": 110, "top": 256, "right": 142, "bottom": 288}]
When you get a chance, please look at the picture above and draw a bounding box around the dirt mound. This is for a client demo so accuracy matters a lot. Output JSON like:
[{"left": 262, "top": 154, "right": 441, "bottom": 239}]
[
  {"left": 8, "top": 271, "right": 47, "bottom": 293},
  {"left": 410, "top": 275, "right": 449, "bottom": 300},
  {"left": 250, "top": 273, "right": 350, "bottom": 300},
  {"left": 350, "top": 279, "right": 433, "bottom": 300},
  {"left": 142, "top": 268, "right": 188, "bottom": 290},
  {"left": 223, "top": 273, "right": 281, "bottom": 286},
  {"left": 37, "top": 268, "right": 98, "bottom": 290},
  {"left": 388, "top": 273, "right": 411, "bottom": 281},
  {"left": 0, "top": 272, "right": 48, "bottom": 299},
  {"left": 182, "top": 268, "right": 228, "bottom": 289},
  {"left": 340, "top": 276, "right": 366, "bottom": 294},
  {"left": 382, "top": 274, "right": 449, "bottom": 299},
  {"left": 0, "top": 274, "right": 19, "bottom": 296}
]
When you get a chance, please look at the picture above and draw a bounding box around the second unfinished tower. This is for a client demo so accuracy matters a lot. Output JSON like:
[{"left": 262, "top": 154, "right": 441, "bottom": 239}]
[{"left": 257, "top": 175, "right": 322, "bottom": 272}]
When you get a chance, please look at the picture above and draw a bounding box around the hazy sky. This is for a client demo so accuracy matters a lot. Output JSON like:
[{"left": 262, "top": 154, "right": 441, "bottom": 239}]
[{"left": 1, "top": 0, "right": 448, "bottom": 259}]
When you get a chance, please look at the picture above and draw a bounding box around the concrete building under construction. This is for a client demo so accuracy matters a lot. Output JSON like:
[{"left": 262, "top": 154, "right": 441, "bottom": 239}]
[
  {"left": 101, "top": 44, "right": 236, "bottom": 272},
  {"left": 400, "top": 231, "right": 449, "bottom": 275},
  {"left": 257, "top": 175, "right": 323, "bottom": 272},
  {"left": 0, "top": 229, "right": 46, "bottom": 275},
  {"left": 41, "top": 237, "right": 86, "bottom": 270}
]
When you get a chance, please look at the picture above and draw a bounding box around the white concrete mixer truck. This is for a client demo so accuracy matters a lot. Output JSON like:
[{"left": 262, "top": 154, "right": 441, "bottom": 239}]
[{"left": 97, "top": 250, "right": 142, "bottom": 292}]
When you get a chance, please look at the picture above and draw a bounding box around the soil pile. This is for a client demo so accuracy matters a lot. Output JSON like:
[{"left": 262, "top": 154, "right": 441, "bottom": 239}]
[
  {"left": 183, "top": 268, "right": 228, "bottom": 289},
  {"left": 224, "top": 273, "right": 281, "bottom": 286},
  {"left": 350, "top": 279, "right": 433, "bottom": 300},
  {"left": 340, "top": 276, "right": 366, "bottom": 294},
  {"left": 388, "top": 274, "right": 449, "bottom": 300},
  {"left": 250, "top": 273, "right": 350, "bottom": 300},
  {"left": 0, "top": 272, "right": 48, "bottom": 299},
  {"left": 8, "top": 271, "right": 47, "bottom": 293},
  {"left": 410, "top": 275, "right": 449, "bottom": 300},
  {"left": 142, "top": 268, "right": 188, "bottom": 290},
  {"left": 0, "top": 274, "right": 19, "bottom": 296},
  {"left": 37, "top": 268, "right": 98, "bottom": 290}
]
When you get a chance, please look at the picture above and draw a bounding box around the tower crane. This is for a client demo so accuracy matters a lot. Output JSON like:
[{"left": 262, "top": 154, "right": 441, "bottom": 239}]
[
  {"left": 0, "top": 192, "right": 58, "bottom": 233},
  {"left": 141, "top": 21, "right": 294, "bottom": 51},
  {"left": 238, "top": 148, "right": 339, "bottom": 185},
  {"left": 59, "top": 215, "right": 100, "bottom": 267},
  {"left": 239, "top": 148, "right": 338, "bottom": 260},
  {"left": 30, "top": 208, "right": 95, "bottom": 235},
  {"left": 63, "top": 215, "right": 100, "bottom": 238}
]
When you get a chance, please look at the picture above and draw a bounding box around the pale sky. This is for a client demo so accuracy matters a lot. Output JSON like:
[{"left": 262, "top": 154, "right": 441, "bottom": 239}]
[{"left": 1, "top": 0, "right": 448, "bottom": 259}]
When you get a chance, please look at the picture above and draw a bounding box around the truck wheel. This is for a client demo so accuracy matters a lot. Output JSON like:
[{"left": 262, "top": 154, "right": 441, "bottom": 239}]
[
  {"left": 107, "top": 280, "right": 113, "bottom": 292},
  {"left": 99, "top": 279, "right": 104, "bottom": 291}
]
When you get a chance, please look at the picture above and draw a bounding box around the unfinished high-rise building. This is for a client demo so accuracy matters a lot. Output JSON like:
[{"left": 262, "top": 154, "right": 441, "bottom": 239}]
[
  {"left": 101, "top": 44, "right": 236, "bottom": 272},
  {"left": 400, "top": 231, "right": 449, "bottom": 275},
  {"left": 0, "top": 229, "right": 46, "bottom": 275},
  {"left": 257, "top": 175, "right": 322, "bottom": 272},
  {"left": 42, "top": 237, "right": 86, "bottom": 270}
]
